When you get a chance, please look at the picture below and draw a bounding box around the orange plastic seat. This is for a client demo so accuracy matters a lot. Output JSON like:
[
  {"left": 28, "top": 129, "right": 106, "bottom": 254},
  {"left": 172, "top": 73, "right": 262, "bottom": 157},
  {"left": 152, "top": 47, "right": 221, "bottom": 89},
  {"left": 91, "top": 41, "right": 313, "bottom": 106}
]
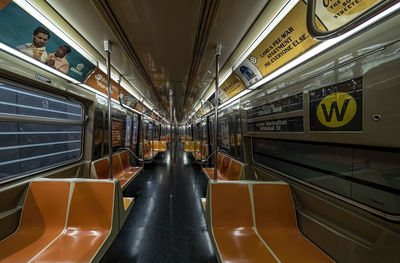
[
  {"left": 210, "top": 183, "right": 277, "bottom": 262},
  {"left": 143, "top": 143, "right": 157, "bottom": 160},
  {"left": 0, "top": 181, "right": 70, "bottom": 262},
  {"left": 253, "top": 184, "right": 333, "bottom": 263},
  {"left": 93, "top": 158, "right": 109, "bottom": 179},
  {"left": 219, "top": 156, "right": 231, "bottom": 179},
  {"left": 112, "top": 154, "right": 125, "bottom": 176},
  {"left": 202, "top": 153, "right": 244, "bottom": 181},
  {"left": 227, "top": 160, "right": 242, "bottom": 180},
  {"left": 160, "top": 141, "right": 167, "bottom": 151},
  {"left": 114, "top": 154, "right": 141, "bottom": 189},
  {"left": 92, "top": 154, "right": 142, "bottom": 189},
  {"left": 207, "top": 182, "right": 334, "bottom": 262},
  {"left": 31, "top": 181, "right": 115, "bottom": 263},
  {"left": 202, "top": 167, "right": 214, "bottom": 176},
  {"left": 195, "top": 144, "right": 207, "bottom": 161},
  {"left": 120, "top": 151, "right": 133, "bottom": 171},
  {"left": 120, "top": 151, "right": 142, "bottom": 173}
]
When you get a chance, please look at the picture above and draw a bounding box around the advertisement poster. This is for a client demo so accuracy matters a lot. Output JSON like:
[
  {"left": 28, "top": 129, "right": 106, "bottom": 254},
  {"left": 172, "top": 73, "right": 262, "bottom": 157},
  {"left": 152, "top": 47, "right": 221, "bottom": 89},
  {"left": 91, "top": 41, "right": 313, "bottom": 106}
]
[
  {"left": 112, "top": 119, "right": 123, "bottom": 147},
  {"left": 238, "top": 1, "right": 326, "bottom": 82},
  {"left": 310, "top": 77, "right": 362, "bottom": 131},
  {"left": 85, "top": 68, "right": 124, "bottom": 100},
  {"left": 207, "top": 93, "right": 222, "bottom": 108},
  {"left": 134, "top": 101, "right": 148, "bottom": 114},
  {"left": 125, "top": 115, "right": 131, "bottom": 147},
  {"left": 0, "top": 2, "right": 95, "bottom": 82},
  {"left": 315, "top": 0, "right": 382, "bottom": 30},
  {"left": 234, "top": 58, "right": 263, "bottom": 87},
  {"left": 219, "top": 74, "right": 246, "bottom": 101},
  {"left": 219, "top": 120, "right": 231, "bottom": 149}
]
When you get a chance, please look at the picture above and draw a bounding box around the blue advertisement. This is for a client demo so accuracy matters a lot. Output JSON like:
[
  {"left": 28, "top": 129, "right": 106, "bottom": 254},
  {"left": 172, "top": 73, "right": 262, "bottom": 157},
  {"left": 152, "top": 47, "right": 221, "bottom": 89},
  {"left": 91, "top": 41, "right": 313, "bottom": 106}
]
[{"left": 0, "top": 2, "right": 95, "bottom": 82}]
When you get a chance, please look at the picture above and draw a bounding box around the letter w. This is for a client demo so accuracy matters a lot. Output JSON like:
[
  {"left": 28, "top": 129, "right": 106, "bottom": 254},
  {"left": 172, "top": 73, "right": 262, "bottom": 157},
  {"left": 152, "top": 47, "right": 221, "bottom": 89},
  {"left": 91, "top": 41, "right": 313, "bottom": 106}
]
[{"left": 321, "top": 99, "right": 350, "bottom": 122}]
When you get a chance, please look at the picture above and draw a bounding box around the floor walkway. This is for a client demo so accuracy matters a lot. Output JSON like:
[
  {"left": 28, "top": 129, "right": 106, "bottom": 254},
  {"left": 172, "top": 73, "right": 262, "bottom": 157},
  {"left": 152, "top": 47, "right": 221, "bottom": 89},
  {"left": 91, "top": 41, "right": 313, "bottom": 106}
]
[{"left": 100, "top": 142, "right": 217, "bottom": 263}]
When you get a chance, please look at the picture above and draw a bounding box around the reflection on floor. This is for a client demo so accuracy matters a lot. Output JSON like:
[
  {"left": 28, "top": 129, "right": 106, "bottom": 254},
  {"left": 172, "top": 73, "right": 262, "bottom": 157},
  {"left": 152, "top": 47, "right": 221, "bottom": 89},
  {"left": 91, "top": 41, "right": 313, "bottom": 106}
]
[{"left": 100, "top": 142, "right": 217, "bottom": 263}]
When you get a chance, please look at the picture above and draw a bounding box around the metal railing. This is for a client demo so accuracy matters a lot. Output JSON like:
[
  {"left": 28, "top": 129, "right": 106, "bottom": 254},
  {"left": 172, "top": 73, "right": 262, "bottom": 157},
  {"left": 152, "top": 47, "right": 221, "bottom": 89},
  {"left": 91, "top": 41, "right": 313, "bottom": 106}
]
[
  {"left": 119, "top": 147, "right": 144, "bottom": 167},
  {"left": 306, "top": 0, "right": 398, "bottom": 40}
]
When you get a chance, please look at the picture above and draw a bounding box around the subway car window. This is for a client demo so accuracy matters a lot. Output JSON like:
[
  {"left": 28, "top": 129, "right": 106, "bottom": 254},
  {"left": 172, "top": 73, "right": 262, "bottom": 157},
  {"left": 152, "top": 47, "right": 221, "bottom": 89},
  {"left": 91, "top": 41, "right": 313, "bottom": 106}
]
[
  {"left": 252, "top": 138, "right": 400, "bottom": 214},
  {"left": 125, "top": 115, "right": 132, "bottom": 147},
  {"left": 93, "top": 103, "right": 105, "bottom": 159},
  {"left": 236, "top": 113, "right": 242, "bottom": 161},
  {"left": 0, "top": 81, "right": 83, "bottom": 183}
]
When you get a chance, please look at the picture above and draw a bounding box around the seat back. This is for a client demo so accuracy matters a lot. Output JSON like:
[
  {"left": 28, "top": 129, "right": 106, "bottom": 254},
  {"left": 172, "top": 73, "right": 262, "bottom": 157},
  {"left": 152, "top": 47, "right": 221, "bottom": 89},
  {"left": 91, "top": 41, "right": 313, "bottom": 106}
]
[
  {"left": 112, "top": 154, "right": 124, "bottom": 175},
  {"left": 119, "top": 151, "right": 130, "bottom": 169},
  {"left": 219, "top": 156, "right": 231, "bottom": 178},
  {"left": 190, "top": 141, "right": 194, "bottom": 152},
  {"left": 227, "top": 160, "right": 243, "bottom": 180},
  {"left": 156, "top": 141, "right": 161, "bottom": 151},
  {"left": 184, "top": 141, "right": 189, "bottom": 151},
  {"left": 217, "top": 153, "right": 223, "bottom": 171},
  {"left": 0, "top": 181, "right": 70, "bottom": 262},
  {"left": 93, "top": 158, "right": 109, "bottom": 179},
  {"left": 161, "top": 141, "right": 167, "bottom": 151},
  {"left": 253, "top": 183, "right": 296, "bottom": 229},
  {"left": 67, "top": 181, "right": 114, "bottom": 230},
  {"left": 19, "top": 181, "right": 70, "bottom": 234},
  {"left": 211, "top": 183, "right": 253, "bottom": 228},
  {"left": 195, "top": 141, "right": 201, "bottom": 152},
  {"left": 202, "top": 144, "right": 207, "bottom": 157}
]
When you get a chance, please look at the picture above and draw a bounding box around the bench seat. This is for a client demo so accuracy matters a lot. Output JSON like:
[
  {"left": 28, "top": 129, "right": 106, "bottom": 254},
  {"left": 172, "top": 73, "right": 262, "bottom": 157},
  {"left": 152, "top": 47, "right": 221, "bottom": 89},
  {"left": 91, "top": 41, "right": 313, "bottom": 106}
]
[
  {"left": 150, "top": 141, "right": 167, "bottom": 152},
  {"left": 206, "top": 181, "right": 333, "bottom": 263},
  {"left": 91, "top": 151, "right": 143, "bottom": 190},
  {"left": 202, "top": 152, "right": 244, "bottom": 181},
  {"left": 0, "top": 179, "right": 127, "bottom": 263},
  {"left": 194, "top": 144, "right": 208, "bottom": 162},
  {"left": 31, "top": 181, "right": 114, "bottom": 262},
  {"left": 143, "top": 142, "right": 158, "bottom": 161},
  {"left": 184, "top": 141, "right": 194, "bottom": 152},
  {"left": 0, "top": 181, "right": 70, "bottom": 263}
]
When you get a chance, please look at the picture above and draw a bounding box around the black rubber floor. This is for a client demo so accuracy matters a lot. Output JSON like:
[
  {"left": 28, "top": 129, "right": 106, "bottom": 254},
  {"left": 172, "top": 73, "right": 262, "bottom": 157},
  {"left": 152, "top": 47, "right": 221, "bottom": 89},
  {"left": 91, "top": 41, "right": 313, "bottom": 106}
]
[{"left": 100, "top": 142, "right": 218, "bottom": 263}]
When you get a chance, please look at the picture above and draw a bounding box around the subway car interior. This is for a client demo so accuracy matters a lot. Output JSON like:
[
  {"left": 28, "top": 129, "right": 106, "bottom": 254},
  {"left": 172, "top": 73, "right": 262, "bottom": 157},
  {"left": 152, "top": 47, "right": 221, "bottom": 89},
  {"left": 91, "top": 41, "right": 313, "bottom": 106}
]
[{"left": 0, "top": 0, "right": 400, "bottom": 262}]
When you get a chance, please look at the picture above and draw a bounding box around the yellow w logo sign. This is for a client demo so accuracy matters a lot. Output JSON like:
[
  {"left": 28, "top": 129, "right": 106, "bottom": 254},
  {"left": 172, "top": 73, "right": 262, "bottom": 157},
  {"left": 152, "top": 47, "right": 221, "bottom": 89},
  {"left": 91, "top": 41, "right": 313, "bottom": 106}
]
[{"left": 317, "top": 92, "right": 357, "bottom": 128}]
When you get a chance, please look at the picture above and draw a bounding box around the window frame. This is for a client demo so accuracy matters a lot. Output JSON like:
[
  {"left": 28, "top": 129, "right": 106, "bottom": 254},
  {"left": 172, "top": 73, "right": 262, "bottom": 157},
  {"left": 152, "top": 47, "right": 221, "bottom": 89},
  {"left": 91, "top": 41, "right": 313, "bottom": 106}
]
[{"left": 0, "top": 78, "right": 85, "bottom": 184}]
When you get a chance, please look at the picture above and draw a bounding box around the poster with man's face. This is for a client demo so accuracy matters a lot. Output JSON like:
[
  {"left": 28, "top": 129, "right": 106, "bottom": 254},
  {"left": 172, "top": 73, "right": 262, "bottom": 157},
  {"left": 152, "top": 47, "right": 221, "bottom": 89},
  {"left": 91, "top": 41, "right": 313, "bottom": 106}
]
[{"left": 0, "top": 2, "right": 95, "bottom": 82}]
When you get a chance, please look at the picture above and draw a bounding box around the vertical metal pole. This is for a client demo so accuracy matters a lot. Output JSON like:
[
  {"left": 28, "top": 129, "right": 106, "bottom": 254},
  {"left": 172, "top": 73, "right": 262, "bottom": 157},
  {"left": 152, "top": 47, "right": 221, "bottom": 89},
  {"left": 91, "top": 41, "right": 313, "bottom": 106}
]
[
  {"left": 169, "top": 89, "right": 174, "bottom": 198},
  {"left": 142, "top": 118, "right": 145, "bottom": 161},
  {"left": 214, "top": 44, "right": 221, "bottom": 181},
  {"left": 200, "top": 102, "right": 203, "bottom": 168},
  {"left": 151, "top": 111, "right": 154, "bottom": 160},
  {"left": 104, "top": 41, "right": 113, "bottom": 180},
  {"left": 174, "top": 107, "right": 177, "bottom": 166}
]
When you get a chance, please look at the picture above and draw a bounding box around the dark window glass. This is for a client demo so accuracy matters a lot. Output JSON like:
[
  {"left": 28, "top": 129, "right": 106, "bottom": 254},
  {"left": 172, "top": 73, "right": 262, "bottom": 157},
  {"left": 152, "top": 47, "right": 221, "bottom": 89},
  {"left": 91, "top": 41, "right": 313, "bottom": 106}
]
[
  {"left": 252, "top": 138, "right": 400, "bottom": 214},
  {"left": 0, "top": 84, "right": 82, "bottom": 120},
  {"left": 0, "top": 82, "right": 83, "bottom": 183}
]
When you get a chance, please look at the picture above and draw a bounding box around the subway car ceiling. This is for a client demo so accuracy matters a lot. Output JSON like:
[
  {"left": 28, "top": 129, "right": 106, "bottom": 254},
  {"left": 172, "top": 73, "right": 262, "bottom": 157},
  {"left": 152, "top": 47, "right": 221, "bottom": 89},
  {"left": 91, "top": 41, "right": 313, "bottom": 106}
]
[{"left": 41, "top": 0, "right": 272, "bottom": 122}]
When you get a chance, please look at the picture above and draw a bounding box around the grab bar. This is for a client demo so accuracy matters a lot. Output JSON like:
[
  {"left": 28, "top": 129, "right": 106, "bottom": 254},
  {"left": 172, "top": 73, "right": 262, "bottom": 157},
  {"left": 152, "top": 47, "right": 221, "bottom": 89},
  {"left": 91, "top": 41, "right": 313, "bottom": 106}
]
[
  {"left": 119, "top": 147, "right": 144, "bottom": 166},
  {"left": 306, "top": 0, "right": 397, "bottom": 40}
]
